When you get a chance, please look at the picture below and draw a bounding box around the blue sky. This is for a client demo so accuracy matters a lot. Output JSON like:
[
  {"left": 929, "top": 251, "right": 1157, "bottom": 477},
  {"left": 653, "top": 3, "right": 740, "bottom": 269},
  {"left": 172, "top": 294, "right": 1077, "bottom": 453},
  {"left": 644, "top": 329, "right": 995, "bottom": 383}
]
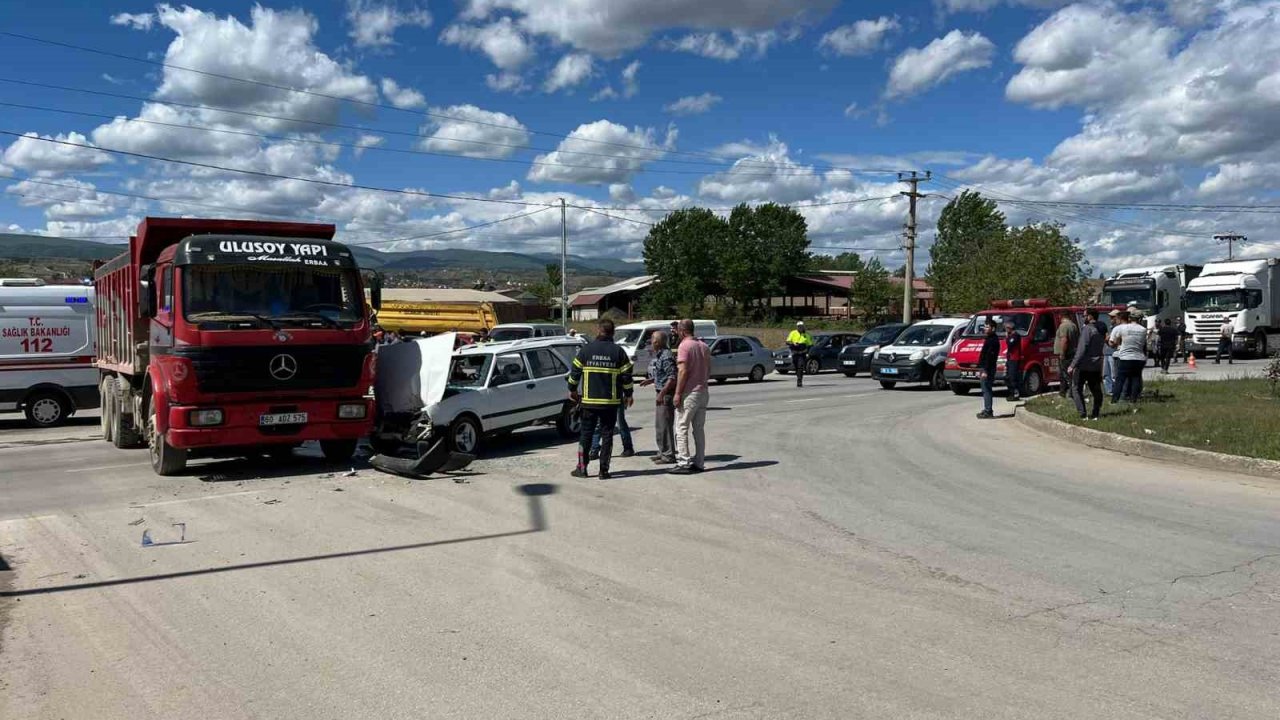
[{"left": 2, "top": 1, "right": 1279, "bottom": 272}]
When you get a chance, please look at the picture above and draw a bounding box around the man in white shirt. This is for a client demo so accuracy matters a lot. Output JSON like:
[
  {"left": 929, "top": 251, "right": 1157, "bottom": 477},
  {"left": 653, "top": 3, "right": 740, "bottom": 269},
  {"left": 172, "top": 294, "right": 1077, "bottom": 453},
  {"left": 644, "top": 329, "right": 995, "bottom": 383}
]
[
  {"left": 1216, "top": 320, "right": 1234, "bottom": 365},
  {"left": 1108, "top": 310, "right": 1148, "bottom": 403}
]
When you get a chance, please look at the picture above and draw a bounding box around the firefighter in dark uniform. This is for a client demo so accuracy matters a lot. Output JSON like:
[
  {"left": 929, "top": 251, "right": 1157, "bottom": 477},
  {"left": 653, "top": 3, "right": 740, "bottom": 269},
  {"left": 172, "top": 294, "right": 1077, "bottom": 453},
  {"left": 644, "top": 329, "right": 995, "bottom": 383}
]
[{"left": 567, "top": 318, "right": 634, "bottom": 480}]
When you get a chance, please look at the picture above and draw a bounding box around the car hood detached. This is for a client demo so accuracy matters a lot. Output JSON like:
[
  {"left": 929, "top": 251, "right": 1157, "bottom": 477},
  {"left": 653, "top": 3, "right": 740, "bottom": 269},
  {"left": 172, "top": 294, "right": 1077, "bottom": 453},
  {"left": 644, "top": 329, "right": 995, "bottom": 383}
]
[{"left": 375, "top": 332, "right": 457, "bottom": 416}]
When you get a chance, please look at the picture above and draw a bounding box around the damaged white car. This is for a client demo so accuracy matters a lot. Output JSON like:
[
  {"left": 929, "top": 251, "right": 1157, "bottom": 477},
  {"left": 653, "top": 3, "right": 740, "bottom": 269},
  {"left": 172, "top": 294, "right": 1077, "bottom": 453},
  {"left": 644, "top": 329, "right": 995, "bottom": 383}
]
[{"left": 372, "top": 333, "right": 585, "bottom": 468}]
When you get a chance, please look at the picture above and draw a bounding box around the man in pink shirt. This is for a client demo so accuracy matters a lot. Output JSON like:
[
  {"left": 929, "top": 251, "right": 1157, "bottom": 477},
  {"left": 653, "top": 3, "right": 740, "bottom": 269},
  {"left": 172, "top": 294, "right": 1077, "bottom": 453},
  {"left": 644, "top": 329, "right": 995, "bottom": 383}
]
[{"left": 671, "top": 318, "right": 710, "bottom": 474}]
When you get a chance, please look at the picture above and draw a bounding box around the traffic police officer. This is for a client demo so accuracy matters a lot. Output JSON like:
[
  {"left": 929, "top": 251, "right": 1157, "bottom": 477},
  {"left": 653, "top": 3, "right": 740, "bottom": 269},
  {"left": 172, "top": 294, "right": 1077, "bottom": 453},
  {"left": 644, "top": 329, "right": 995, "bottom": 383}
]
[
  {"left": 567, "top": 318, "right": 634, "bottom": 479},
  {"left": 786, "top": 321, "right": 814, "bottom": 388}
]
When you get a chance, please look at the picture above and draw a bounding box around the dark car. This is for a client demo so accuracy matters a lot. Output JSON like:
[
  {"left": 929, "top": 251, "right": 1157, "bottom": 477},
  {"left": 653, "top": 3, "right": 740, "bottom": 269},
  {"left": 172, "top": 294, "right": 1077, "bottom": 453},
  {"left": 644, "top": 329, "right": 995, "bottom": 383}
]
[
  {"left": 838, "top": 323, "right": 910, "bottom": 377},
  {"left": 773, "top": 331, "right": 862, "bottom": 375}
]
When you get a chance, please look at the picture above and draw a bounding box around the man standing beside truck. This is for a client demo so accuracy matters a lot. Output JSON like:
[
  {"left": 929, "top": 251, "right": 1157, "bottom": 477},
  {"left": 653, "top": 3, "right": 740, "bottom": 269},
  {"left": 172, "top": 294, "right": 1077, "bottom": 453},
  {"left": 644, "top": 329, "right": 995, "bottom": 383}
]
[
  {"left": 976, "top": 318, "right": 1000, "bottom": 419},
  {"left": 568, "top": 318, "right": 634, "bottom": 480},
  {"left": 1004, "top": 317, "right": 1023, "bottom": 401},
  {"left": 1069, "top": 309, "right": 1105, "bottom": 420},
  {"left": 1054, "top": 312, "right": 1078, "bottom": 397},
  {"left": 1216, "top": 319, "right": 1234, "bottom": 364}
]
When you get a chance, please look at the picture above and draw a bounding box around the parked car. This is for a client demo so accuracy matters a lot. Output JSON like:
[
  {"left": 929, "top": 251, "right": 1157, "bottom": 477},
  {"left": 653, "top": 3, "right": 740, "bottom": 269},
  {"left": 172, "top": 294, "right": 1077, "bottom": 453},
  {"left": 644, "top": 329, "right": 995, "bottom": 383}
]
[
  {"left": 486, "top": 323, "right": 567, "bottom": 342},
  {"left": 373, "top": 333, "right": 586, "bottom": 456},
  {"left": 838, "top": 322, "right": 910, "bottom": 377},
  {"left": 707, "top": 335, "right": 773, "bottom": 383},
  {"left": 869, "top": 318, "right": 969, "bottom": 390},
  {"left": 614, "top": 319, "right": 718, "bottom": 374},
  {"left": 773, "top": 331, "right": 862, "bottom": 375}
]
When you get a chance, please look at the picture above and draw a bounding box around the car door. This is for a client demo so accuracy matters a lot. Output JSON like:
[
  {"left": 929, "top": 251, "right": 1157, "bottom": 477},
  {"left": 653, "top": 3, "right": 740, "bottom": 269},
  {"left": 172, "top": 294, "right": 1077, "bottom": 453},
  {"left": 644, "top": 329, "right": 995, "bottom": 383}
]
[
  {"left": 729, "top": 338, "right": 753, "bottom": 375},
  {"left": 523, "top": 348, "right": 571, "bottom": 421},
  {"left": 708, "top": 338, "right": 731, "bottom": 378},
  {"left": 484, "top": 351, "right": 537, "bottom": 429}
]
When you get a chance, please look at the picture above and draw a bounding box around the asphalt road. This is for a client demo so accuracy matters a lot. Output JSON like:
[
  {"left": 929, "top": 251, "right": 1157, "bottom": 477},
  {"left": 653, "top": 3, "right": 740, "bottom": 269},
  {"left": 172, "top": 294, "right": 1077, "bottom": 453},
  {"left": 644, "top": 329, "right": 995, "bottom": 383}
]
[{"left": 2, "top": 371, "right": 1278, "bottom": 719}]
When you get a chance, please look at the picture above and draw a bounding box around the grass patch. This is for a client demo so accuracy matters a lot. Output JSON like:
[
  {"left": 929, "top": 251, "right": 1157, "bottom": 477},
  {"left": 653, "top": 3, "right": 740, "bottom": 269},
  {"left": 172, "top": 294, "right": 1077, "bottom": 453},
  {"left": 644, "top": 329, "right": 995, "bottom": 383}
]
[{"left": 1026, "top": 378, "right": 1280, "bottom": 461}]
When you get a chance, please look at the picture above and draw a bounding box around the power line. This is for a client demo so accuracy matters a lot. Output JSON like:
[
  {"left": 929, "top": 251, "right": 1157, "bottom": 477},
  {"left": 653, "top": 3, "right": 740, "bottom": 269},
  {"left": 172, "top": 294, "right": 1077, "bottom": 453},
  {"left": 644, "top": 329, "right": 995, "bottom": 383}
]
[
  {"left": 569, "top": 194, "right": 902, "bottom": 213},
  {"left": 368, "top": 207, "right": 554, "bottom": 246},
  {"left": 578, "top": 206, "right": 655, "bottom": 227},
  {"left": 0, "top": 33, "right": 908, "bottom": 176}
]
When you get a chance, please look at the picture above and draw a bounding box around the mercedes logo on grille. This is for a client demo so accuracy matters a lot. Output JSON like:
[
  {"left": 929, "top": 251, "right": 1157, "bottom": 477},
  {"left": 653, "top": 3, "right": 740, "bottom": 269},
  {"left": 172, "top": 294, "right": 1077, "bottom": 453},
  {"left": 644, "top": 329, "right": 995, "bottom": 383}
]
[{"left": 269, "top": 353, "right": 298, "bottom": 381}]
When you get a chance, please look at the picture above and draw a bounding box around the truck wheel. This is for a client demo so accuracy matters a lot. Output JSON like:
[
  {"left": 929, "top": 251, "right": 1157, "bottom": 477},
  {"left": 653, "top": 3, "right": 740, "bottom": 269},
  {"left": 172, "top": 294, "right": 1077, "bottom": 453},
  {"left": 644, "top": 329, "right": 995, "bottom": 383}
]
[
  {"left": 448, "top": 415, "right": 482, "bottom": 455},
  {"left": 111, "top": 386, "right": 144, "bottom": 449},
  {"left": 951, "top": 384, "right": 972, "bottom": 396},
  {"left": 930, "top": 367, "right": 949, "bottom": 391},
  {"left": 879, "top": 380, "right": 897, "bottom": 390},
  {"left": 320, "top": 440, "right": 358, "bottom": 463},
  {"left": 1256, "top": 331, "right": 1268, "bottom": 359},
  {"left": 555, "top": 403, "right": 580, "bottom": 439},
  {"left": 100, "top": 379, "right": 116, "bottom": 443},
  {"left": 25, "top": 390, "right": 69, "bottom": 428},
  {"left": 748, "top": 365, "right": 765, "bottom": 383},
  {"left": 147, "top": 400, "right": 187, "bottom": 476},
  {"left": 1022, "top": 367, "right": 1044, "bottom": 396}
]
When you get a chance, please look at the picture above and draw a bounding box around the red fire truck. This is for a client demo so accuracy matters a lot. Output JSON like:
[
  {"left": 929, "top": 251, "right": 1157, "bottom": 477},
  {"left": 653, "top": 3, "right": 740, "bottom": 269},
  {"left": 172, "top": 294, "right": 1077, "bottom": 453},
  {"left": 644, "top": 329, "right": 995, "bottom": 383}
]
[
  {"left": 943, "top": 299, "right": 1120, "bottom": 396},
  {"left": 96, "top": 217, "right": 381, "bottom": 475}
]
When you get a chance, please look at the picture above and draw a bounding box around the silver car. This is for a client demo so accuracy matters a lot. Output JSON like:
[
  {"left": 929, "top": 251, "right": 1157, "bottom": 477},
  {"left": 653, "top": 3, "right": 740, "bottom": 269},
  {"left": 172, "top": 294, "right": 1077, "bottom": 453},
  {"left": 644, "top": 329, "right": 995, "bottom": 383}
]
[{"left": 708, "top": 335, "right": 773, "bottom": 384}]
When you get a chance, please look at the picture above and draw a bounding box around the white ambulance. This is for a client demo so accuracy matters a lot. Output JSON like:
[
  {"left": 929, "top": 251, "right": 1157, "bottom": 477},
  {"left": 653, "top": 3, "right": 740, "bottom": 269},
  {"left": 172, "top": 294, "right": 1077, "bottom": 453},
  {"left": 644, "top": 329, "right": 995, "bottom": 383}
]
[{"left": 0, "top": 279, "right": 99, "bottom": 427}]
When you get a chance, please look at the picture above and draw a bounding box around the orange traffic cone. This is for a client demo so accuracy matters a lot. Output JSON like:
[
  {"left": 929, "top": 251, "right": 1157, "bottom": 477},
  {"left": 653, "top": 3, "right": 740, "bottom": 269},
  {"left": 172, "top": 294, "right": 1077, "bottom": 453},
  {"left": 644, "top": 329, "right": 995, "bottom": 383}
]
[{"left": 1188, "top": 352, "right": 1197, "bottom": 370}]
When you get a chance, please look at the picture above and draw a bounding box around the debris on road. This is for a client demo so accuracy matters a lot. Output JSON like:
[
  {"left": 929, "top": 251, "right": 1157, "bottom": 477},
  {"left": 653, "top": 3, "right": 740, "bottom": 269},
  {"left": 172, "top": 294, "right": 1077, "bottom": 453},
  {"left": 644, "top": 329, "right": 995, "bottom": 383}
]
[
  {"left": 262, "top": 498, "right": 283, "bottom": 505},
  {"left": 127, "top": 518, "right": 144, "bottom": 526}
]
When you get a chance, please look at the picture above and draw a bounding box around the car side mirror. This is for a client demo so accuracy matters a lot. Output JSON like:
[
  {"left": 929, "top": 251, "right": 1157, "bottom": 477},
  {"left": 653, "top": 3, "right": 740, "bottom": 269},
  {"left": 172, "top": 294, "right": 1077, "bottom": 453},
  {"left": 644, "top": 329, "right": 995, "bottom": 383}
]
[{"left": 138, "top": 264, "right": 155, "bottom": 319}]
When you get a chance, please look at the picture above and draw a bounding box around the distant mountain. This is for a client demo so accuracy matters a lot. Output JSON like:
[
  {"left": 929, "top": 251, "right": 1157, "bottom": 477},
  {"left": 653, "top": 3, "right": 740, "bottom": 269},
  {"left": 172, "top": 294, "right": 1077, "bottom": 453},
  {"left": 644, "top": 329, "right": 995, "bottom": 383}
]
[{"left": 0, "top": 233, "right": 645, "bottom": 277}]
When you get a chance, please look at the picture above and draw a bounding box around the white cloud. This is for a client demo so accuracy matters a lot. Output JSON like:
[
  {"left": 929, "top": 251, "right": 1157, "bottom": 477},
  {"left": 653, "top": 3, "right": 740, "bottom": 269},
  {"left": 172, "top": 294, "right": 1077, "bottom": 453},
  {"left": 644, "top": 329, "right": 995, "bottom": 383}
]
[
  {"left": 666, "top": 30, "right": 782, "bottom": 61},
  {"left": 843, "top": 102, "right": 866, "bottom": 118},
  {"left": 150, "top": 5, "right": 378, "bottom": 133},
  {"left": 544, "top": 53, "right": 595, "bottom": 93},
  {"left": 485, "top": 72, "right": 528, "bottom": 93},
  {"left": 440, "top": 18, "right": 534, "bottom": 71},
  {"left": 1005, "top": 4, "right": 1178, "bottom": 109},
  {"left": 697, "top": 136, "right": 823, "bottom": 203},
  {"left": 2, "top": 132, "right": 113, "bottom": 175},
  {"left": 620, "top": 60, "right": 641, "bottom": 97},
  {"left": 110, "top": 12, "right": 154, "bottom": 30},
  {"left": 886, "top": 30, "right": 994, "bottom": 98},
  {"left": 5, "top": 179, "right": 126, "bottom": 221},
  {"left": 345, "top": 0, "right": 432, "bottom": 48},
  {"left": 818, "top": 16, "right": 899, "bottom": 56},
  {"left": 92, "top": 103, "right": 260, "bottom": 161},
  {"left": 936, "top": 0, "right": 1072, "bottom": 12},
  {"left": 353, "top": 134, "right": 385, "bottom": 158},
  {"left": 419, "top": 105, "right": 531, "bottom": 159},
  {"left": 380, "top": 78, "right": 427, "bottom": 109},
  {"left": 663, "top": 92, "right": 723, "bottom": 115},
  {"left": 458, "top": 0, "right": 836, "bottom": 57},
  {"left": 527, "top": 120, "right": 675, "bottom": 184}
]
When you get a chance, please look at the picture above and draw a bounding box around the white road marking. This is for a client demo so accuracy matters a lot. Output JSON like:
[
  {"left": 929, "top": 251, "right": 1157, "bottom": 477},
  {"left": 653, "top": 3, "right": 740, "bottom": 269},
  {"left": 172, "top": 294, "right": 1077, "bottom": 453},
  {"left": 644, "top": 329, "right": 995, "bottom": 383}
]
[
  {"left": 785, "top": 398, "right": 821, "bottom": 404},
  {"left": 65, "top": 462, "right": 151, "bottom": 473},
  {"left": 734, "top": 403, "right": 762, "bottom": 408},
  {"left": 129, "top": 489, "right": 275, "bottom": 508}
]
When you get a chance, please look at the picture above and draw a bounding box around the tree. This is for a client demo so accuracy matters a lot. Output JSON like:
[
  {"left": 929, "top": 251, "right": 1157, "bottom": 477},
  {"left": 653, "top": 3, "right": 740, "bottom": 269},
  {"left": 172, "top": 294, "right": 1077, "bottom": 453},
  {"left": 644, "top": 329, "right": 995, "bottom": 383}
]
[
  {"left": 818, "top": 252, "right": 865, "bottom": 272},
  {"left": 528, "top": 263, "right": 563, "bottom": 307},
  {"left": 848, "top": 257, "right": 895, "bottom": 321},
  {"left": 927, "top": 190, "right": 1007, "bottom": 312},
  {"left": 998, "top": 222, "right": 1092, "bottom": 305},
  {"left": 753, "top": 203, "right": 811, "bottom": 300},
  {"left": 642, "top": 207, "right": 728, "bottom": 312}
]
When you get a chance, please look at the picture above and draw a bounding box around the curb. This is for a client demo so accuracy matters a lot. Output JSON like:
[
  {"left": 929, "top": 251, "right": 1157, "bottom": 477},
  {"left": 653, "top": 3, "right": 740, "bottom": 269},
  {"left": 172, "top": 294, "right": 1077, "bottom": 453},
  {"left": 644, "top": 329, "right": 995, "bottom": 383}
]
[{"left": 1016, "top": 406, "right": 1280, "bottom": 482}]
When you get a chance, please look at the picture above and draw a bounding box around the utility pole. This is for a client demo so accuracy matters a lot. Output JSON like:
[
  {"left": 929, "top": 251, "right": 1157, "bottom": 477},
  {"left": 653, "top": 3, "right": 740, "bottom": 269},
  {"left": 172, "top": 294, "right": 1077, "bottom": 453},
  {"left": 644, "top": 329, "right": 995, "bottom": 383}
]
[
  {"left": 1214, "top": 232, "right": 1246, "bottom": 261},
  {"left": 898, "top": 171, "right": 930, "bottom": 324},
  {"left": 558, "top": 194, "right": 568, "bottom": 320}
]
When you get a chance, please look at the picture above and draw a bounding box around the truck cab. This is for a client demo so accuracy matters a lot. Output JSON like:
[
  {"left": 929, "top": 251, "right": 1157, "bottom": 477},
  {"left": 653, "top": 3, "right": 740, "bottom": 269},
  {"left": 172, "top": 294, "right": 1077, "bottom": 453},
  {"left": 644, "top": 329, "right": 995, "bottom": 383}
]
[
  {"left": 1183, "top": 258, "right": 1280, "bottom": 358},
  {"left": 1102, "top": 265, "right": 1202, "bottom": 347}
]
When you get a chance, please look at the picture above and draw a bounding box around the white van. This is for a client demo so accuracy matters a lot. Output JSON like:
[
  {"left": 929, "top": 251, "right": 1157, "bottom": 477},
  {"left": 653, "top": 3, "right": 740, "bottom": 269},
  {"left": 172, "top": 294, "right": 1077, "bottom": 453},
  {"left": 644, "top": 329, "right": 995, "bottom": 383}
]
[
  {"left": 0, "top": 280, "right": 99, "bottom": 427},
  {"left": 614, "top": 319, "right": 718, "bottom": 374}
]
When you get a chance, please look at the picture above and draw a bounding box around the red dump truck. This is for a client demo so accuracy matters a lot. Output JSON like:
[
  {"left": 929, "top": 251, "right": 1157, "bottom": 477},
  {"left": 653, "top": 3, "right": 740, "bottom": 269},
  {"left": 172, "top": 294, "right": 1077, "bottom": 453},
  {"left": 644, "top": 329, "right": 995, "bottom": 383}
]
[{"left": 95, "top": 217, "right": 381, "bottom": 475}]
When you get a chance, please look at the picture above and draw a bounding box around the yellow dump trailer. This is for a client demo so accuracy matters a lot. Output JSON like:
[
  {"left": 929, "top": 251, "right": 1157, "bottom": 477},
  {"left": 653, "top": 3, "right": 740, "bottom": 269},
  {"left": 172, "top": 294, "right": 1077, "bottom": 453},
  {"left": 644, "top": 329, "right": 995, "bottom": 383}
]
[{"left": 375, "top": 301, "right": 500, "bottom": 335}]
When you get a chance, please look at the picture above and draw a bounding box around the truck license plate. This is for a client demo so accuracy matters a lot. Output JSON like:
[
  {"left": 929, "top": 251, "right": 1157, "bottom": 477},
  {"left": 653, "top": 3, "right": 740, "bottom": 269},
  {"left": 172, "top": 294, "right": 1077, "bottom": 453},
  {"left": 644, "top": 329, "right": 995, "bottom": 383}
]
[
  {"left": 881, "top": 367, "right": 898, "bottom": 375},
  {"left": 260, "top": 412, "right": 307, "bottom": 426}
]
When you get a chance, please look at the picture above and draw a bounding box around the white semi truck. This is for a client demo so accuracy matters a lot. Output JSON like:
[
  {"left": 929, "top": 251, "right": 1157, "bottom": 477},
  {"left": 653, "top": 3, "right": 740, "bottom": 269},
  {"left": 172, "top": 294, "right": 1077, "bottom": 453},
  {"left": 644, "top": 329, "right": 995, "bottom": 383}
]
[
  {"left": 1183, "top": 258, "right": 1280, "bottom": 358},
  {"left": 1101, "top": 264, "right": 1202, "bottom": 334}
]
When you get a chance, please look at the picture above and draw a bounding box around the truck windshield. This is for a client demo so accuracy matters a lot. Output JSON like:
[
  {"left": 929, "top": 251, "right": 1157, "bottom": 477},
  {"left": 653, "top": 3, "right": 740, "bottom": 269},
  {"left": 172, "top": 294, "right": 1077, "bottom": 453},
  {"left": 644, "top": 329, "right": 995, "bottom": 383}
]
[
  {"left": 896, "top": 325, "right": 954, "bottom": 346},
  {"left": 1102, "top": 285, "right": 1155, "bottom": 310},
  {"left": 964, "top": 313, "right": 1033, "bottom": 337},
  {"left": 183, "top": 265, "right": 361, "bottom": 326},
  {"left": 1185, "top": 290, "right": 1244, "bottom": 312}
]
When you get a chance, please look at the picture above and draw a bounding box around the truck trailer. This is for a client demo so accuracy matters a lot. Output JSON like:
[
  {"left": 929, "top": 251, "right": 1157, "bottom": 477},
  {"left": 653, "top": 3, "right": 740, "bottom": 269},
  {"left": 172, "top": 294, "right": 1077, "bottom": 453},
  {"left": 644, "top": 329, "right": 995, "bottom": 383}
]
[
  {"left": 95, "top": 217, "right": 381, "bottom": 475},
  {"left": 1101, "top": 264, "right": 1202, "bottom": 336},
  {"left": 0, "top": 279, "right": 99, "bottom": 427},
  {"left": 1183, "top": 258, "right": 1280, "bottom": 359}
]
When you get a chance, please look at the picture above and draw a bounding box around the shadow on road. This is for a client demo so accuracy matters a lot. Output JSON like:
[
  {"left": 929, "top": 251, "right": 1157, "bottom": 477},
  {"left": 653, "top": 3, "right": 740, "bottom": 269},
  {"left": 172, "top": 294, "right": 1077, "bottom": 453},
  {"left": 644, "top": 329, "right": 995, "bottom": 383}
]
[{"left": 0, "top": 484, "right": 557, "bottom": 598}]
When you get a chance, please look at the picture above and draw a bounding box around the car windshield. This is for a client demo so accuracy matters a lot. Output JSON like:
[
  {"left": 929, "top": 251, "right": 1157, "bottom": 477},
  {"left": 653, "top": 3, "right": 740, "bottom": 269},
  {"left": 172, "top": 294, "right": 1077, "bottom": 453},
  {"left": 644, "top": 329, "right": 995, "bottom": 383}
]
[
  {"left": 183, "top": 265, "right": 361, "bottom": 326},
  {"left": 1185, "top": 290, "right": 1244, "bottom": 312},
  {"left": 965, "top": 313, "right": 1033, "bottom": 337},
  {"left": 1102, "top": 286, "right": 1155, "bottom": 310},
  {"left": 447, "top": 354, "right": 491, "bottom": 389},
  {"left": 615, "top": 328, "right": 646, "bottom": 345},
  {"left": 861, "top": 326, "right": 904, "bottom": 344},
  {"left": 489, "top": 328, "right": 531, "bottom": 342},
  {"left": 896, "top": 325, "right": 954, "bottom": 346}
]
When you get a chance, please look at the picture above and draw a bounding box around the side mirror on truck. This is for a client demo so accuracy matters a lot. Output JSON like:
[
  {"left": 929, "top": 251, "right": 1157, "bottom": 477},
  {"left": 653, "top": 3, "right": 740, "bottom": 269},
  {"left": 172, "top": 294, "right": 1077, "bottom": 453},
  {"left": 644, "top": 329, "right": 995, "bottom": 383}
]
[
  {"left": 370, "top": 272, "right": 383, "bottom": 311},
  {"left": 138, "top": 264, "right": 156, "bottom": 318}
]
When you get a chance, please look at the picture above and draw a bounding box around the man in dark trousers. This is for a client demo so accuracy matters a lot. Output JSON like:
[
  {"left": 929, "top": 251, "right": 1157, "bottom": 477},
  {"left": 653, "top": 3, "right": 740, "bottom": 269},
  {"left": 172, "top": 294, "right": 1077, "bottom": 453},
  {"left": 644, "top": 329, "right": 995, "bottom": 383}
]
[
  {"left": 1156, "top": 318, "right": 1179, "bottom": 373},
  {"left": 1004, "top": 317, "right": 1023, "bottom": 401},
  {"left": 977, "top": 318, "right": 1000, "bottom": 419},
  {"left": 1054, "top": 311, "right": 1079, "bottom": 397},
  {"left": 786, "top": 321, "right": 814, "bottom": 388},
  {"left": 567, "top": 318, "right": 634, "bottom": 480},
  {"left": 1069, "top": 308, "right": 1105, "bottom": 420}
]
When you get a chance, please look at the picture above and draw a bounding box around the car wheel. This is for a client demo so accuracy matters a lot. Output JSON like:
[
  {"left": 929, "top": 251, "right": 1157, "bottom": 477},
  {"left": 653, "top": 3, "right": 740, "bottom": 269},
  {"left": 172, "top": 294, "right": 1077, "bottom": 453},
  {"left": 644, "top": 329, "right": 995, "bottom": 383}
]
[
  {"left": 879, "top": 380, "right": 897, "bottom": 390},
  {"left": 1022, "top": 367, "right": 1044, "bottom": 396},
  {"left": 320, "top": 439, "right": 359, "bottom": 462},
  {"left": 555, "top": 403, "right": 580, "bottom": 439},
  {"left": 842, "top": 371, "right": 857, "bottom": 378},
  {"left": 777, "top": 368, "right": 789, "bottom": 374},
  {"left": 147, "top": 398, "right": 187, "bottom": 476},
  {"left": 930, "top": 367, "right": 949, "bottom": 391},
  {"left": 951, "top": 384, "right": 972, "bottom": 396},
  {"left": 448, "top": 415, "right": 482, "bottom": 454},
  {"left": 25, "top": 390, "right": 69, "bottom": 428},
  {"left": 748, "top": 365, "right": 765, "bottom": 383},
  {"left": 805, "top": 358, "right": 821, "bottom": 376},
  {"left": 715, "top": 377, "right": 727, "bottom": 384}
]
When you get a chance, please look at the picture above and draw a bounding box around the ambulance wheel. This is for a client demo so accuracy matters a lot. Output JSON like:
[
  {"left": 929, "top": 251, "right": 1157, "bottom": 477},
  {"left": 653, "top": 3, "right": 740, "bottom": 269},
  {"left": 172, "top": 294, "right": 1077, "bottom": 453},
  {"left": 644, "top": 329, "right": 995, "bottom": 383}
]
[
  {"left": 320, "top": 440, "right": 358, "bottom": 462},
  {"left": 25, "top": 390, "right": 69, "bottom": 428},
  {"left": 148, "top": 399, "right": 187, "bottom": 476}
]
